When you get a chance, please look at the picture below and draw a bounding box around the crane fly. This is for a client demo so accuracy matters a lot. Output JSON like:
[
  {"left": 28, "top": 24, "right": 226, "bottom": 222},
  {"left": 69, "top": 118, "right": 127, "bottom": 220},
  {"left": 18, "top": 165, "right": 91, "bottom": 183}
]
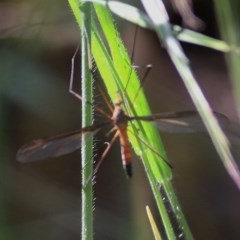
[
  {"left": 16, "top": 89, "right": 237, "bottom": 178},
  {"left": 16, "top": 48, "right": 240, "bottom": 179},
  {"left": 16, "top": 31, "right": 240, "bottom": 178}
]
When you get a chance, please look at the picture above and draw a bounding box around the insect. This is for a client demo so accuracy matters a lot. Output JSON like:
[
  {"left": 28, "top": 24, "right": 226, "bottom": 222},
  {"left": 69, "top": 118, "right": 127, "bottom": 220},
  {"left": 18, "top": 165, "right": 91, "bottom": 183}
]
[
  {"left": 16, "top": 30, "right": 240, "bottom": 179},
  {"left": 16, "top": 88, "right": 234, "bottom": 178}
]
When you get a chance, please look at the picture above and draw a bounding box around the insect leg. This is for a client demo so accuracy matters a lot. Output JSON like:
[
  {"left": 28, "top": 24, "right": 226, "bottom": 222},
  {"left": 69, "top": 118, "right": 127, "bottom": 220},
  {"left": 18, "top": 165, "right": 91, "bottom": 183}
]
[{"left": 83, "top": 130, "right": 119, "bottom": 187}]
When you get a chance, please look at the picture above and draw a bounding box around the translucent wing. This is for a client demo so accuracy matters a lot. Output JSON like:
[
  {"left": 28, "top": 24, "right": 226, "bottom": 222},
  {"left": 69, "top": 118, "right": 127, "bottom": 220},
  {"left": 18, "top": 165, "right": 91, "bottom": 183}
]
[
  {"left": 131, "top": 111, "right": 240, "bottom": 145},
  {"left": 16, "top": 123, "right": 105, "bottom": 163},
  {"left": 131, "top": 111, "right": 225, "bottom": 132},
  {"left": 153, "top": 111, "right": 230, "bottom": 133}
]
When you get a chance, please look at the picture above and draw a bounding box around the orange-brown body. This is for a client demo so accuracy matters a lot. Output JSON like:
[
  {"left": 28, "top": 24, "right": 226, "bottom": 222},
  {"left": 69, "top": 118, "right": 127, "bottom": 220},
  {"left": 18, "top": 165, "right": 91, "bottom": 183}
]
[
  {"left": 118, "top": 124, "right": 132, "bottom": 177},
  {"left": 112, "top": 97, "right": 132, "bottom": 177}
]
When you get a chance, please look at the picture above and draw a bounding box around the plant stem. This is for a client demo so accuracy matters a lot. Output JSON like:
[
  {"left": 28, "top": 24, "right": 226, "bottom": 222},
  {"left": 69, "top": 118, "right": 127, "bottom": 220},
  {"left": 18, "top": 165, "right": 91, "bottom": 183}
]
[{"left": 80, "top": 2, "right": 93, "bottom": 240}]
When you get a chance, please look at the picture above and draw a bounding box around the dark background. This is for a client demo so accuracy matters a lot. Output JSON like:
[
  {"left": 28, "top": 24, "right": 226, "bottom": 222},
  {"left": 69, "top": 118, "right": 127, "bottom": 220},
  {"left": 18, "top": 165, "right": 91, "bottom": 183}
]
[{"left": 0, "top": 0, "right": 239, "bottom": 239}]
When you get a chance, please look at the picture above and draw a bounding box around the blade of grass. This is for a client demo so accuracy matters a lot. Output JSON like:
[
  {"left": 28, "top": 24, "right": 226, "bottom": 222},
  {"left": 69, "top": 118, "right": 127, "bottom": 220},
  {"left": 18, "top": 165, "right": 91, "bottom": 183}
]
[
  {"left": 92, "top": 1, "right": 239, "bottom": 53},
  {"left": 141, "top": 0, "right": 240, "bottom": 191},
  {"left": 69, "top": 1, "right": 194, "bottom": 239},
  {"left": 213, "top": 1, "right": 240, "bottom": 117},
  {"left": 81, "top": 5, "right": 94, "bottom": 240},
  {"left": 89, "top": 0, "right": 240, "bottom": 189},
  {"left": 146, "top": 205, "right": 162, "bottom": 240},
  {"left": 92, "top": 4, "right": 171, "bottom": 180},
  {"left": 173, "top": 25, "right": 233, "bottom": 52},
  {"left": 68, "top": 1, "right": 93, "bottom": 240},
  {"left": 93, "top": 3, "right": 194, "bottom": 239},
  {"left": 91, "top": 5, "right": 178, "bottom": 239}
]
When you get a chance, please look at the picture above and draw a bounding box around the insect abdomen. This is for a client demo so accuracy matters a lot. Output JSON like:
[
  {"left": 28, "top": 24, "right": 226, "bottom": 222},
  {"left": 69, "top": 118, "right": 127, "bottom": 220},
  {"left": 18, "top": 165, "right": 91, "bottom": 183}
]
[{"left": 118, "top": 127, "right": 132, "bottom": 178}]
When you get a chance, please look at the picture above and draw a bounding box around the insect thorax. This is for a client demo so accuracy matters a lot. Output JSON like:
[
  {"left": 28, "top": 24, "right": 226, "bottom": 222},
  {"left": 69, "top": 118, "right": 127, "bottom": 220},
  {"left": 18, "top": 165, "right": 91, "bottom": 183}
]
[{"left": 111, "top": 106, "right": 128, "bottom": 127}]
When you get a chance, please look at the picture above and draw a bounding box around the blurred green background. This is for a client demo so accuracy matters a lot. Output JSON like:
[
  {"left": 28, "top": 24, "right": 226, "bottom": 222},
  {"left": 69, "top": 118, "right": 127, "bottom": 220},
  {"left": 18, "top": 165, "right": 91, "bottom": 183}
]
[{"left": 1, "top": 0, "right": 240, "bottom": 239}]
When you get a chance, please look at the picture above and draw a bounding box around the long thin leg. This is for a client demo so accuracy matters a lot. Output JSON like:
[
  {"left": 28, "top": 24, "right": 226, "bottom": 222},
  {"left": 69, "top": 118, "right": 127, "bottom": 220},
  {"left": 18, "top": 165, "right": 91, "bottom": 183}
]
[
  {"left": 124, "top": 26, "right": 139, "bottom": 93},
  {"left": 124, "top": 64, "right": 153, "bottom": 118},
  {"left": 69, "top": 46, "right": 112, "bottom": 119},
  {"left": 124, "top": 26, "right": 152, "bottom": 98},
  {"left": 130, "top": 25, "right": 139, "bottom": 66},
  {"left": 84, "top": 130, "right": 119, "bottom": 186},
  {"left": 97, "top": 84, "right": 114, "bottom": 113},
  {"left": 94, "top": 130, "right": 119, "bottom": 176},
  {"left": 69, "top": 45, "right": 82, "bottom": 101},
  {"left": 128, "top": 129, "right": 172, "bottom": 168},
  {"left": 122, "top": 27, "right": 153, "bottom": 113},
  {"left": 132, "top": 64, "right": 152, "bottom": 103}
]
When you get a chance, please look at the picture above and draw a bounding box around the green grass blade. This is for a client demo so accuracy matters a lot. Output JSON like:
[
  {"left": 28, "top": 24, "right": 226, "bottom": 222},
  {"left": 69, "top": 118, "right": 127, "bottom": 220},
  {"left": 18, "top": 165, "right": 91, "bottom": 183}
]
[
  {"left": 93, "top": 3, "right": 194, "bottom": 240},
  {"left": 81, "top": 5, "right": 94, "bottom": 240},
  {"left": 146, "top": 206, "right": 162, "bottom": 240},
  {"left": 141, "top": 0, "right": 240, "bottom": 192},
  {"left": 69, "top": 1, "right": 194, "bottom": 239},
  {"left": 173, "top": 25, "right": 233, "bottom": 52},
  {"left": 92, "top": 4, "right": 171, "bottom": 180},
  {"left": 87, "top": 0, "right": 240, "bottom": 191},
  {"left": 213, "top": 1, "right": 240, "bottom": 117},
  {"left": 93, "top": 0, "right": 240, "bottom": 54},
  {"left": 91, "top": 5, "right": 178, "bottom": 239},
  {"left": 68, "top": 1, "right": 93, "bottom": 240}
]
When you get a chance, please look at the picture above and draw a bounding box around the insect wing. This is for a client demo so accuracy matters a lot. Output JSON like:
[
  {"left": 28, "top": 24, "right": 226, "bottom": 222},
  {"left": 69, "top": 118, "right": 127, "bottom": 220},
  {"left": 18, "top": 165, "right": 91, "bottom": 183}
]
[
  {"left": 133, "top": 111, "right": 231, "bottom": 133},
  {"left": 154, "top": 111, "right": 215, "bottom": 133},
  {"left": 17, "top": 127, "right": 100, "bottom": 163},
  {"left": 154, "top": 111, "right": 235, "bottom": 134},
  {"left": 133, "top": 111, "right": 240, "bottom": 146}
]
